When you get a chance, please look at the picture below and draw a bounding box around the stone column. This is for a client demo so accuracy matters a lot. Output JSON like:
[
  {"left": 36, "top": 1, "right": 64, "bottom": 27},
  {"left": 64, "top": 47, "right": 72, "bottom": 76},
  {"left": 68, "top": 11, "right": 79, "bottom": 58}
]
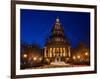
[
  {"left": 44, "top": 47, "right": 47, "bottom": 58},
  {"left": 53, "top": 48, "right": 55, "bottom": 57},
  {"left": 50, "top": 48, "right": 52, "bottom": 58},
  {"left": 58, "top": 48, "right": 60, "bottom": 56},
  {"left": 60, "top": 48, "right": 62, "bottom": 57},
  {"left": 53, "top": 48, "right": 54, "bottom": 57},
  {"left": 52, "top": 48, "right": 53, "bottom": 57},
  {"left": 49, "top": 48, "right": 51, "bottom": 57},
  {"left": 68, "top": 46, "right": 71, "bottom": 57},
  {"left": 63, "top": 48, "right": 65, "bottom": 57},
  {"left": 47, "top": 48, "right": 49, "bottom": 57},
  {"left": 65, "top": 48, "right": 67, "bottom": 57}
]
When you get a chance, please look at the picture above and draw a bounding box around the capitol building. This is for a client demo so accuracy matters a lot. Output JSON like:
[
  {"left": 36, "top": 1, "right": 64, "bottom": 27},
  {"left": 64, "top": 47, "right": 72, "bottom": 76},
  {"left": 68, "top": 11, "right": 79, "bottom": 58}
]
[
  {"left": 44, "top": 18, "right": 71, "bottom": 65},
  {"left": 21, "top": 17, "right": 90, "bottom": 69}
]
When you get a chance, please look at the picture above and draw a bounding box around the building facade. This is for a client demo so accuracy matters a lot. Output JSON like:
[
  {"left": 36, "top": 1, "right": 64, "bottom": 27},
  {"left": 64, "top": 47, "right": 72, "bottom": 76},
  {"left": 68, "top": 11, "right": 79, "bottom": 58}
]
[
  {"left": 44, "top": 18, "right": 71, "bottom": 64},
  {"left": 21, "top": 18, "right": 90, "bottom": 69}
]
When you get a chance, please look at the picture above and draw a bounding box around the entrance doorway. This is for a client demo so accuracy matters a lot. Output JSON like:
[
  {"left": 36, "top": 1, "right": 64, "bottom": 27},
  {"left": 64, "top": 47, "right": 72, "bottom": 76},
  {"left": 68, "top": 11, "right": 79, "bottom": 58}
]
[{"left": 54, "top": 52, "right": 61, "bottom": 62}]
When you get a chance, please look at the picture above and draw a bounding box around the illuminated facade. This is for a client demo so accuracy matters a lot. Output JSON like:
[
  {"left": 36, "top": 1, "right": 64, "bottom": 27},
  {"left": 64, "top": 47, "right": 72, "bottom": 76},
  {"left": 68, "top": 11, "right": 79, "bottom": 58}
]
[
  {"left": 21, "top": 18, "right": 90, "bottom": 69},
  {"left": 44, "top": 18, "right": 71, "bottom": 64}
]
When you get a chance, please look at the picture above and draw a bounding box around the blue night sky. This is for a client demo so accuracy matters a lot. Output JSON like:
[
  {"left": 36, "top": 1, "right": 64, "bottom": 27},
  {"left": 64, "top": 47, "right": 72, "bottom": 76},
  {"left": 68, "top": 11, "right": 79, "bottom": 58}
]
[{"left": 20, "top": 9, "right": 90, "bottom": 48}]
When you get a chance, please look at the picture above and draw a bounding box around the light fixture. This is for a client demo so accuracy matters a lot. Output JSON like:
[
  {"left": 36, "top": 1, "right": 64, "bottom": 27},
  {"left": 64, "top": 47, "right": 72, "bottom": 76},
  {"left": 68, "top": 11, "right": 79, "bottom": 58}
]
[
  {"left": 39, "top": 57, "right": 42, "bottom": 61},
  {"left": 73, "top": 56, "right": 76, "bottom": 60},
  {"left": 23, "top": 54, "right": 27, "bottom": 58},
  {"left": 85, "top": 52, "right": 88, "bottom": 56},
  {"left": 46, "top": 58, "right": 49, "bottom": 62},
  {"left": 33, "top": 57, "right": 37, "bottom": 61},
  {"left": 77, "top": 55, "right": 80, "bottom": 59}
]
